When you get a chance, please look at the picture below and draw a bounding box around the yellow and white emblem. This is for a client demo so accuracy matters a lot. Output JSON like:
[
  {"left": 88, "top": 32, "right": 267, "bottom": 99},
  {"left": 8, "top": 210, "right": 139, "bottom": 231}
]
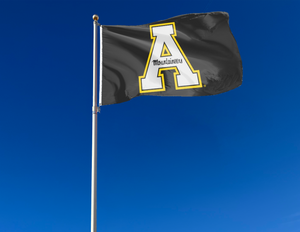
[{"left": 139, "top": 22, "right": 202, "bottom": 93}]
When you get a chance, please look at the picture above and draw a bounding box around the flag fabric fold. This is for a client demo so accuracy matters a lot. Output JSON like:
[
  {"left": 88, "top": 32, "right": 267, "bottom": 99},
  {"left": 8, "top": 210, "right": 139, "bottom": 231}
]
[{"left": 100, "top": 12, "right": 242, "bottom": 106}]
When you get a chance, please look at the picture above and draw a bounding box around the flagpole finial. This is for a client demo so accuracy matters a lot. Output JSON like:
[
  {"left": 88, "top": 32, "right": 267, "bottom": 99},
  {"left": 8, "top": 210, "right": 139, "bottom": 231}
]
[{"left": 93, "top": 15, "right": 99, "bottom": 22}]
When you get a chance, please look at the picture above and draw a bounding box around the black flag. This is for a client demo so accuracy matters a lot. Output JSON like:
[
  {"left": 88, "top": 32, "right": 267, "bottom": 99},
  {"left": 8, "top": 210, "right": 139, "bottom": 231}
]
[{"left": 100, "top": 12, "right": 242, "bottom": 105}]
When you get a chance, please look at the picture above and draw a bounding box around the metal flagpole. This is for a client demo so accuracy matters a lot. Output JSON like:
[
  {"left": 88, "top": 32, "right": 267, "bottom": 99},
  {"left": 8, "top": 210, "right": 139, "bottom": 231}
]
[{"left": 91, "top": 14, "right": 99, "bottom": 232}]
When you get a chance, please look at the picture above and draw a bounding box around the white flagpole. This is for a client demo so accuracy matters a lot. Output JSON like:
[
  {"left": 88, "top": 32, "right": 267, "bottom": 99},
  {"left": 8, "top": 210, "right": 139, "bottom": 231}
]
[
  {"left": 91, "top": 14, "right": 99, "bottom": 232},
  {"left": 99, "top": 25, "right": 103, "bottom": 106}
]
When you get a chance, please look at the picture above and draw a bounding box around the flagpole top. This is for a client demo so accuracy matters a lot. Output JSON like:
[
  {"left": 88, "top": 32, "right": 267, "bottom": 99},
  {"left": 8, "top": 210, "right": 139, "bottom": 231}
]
[{"left": 93, "top": 15, "right": 99, "bottom": 22}]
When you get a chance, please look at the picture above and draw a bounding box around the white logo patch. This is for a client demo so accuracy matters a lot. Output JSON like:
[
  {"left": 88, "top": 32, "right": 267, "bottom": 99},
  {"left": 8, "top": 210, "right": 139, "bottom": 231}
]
[{"left": 139, "top": 22, "right": 202, "bottom": 93}]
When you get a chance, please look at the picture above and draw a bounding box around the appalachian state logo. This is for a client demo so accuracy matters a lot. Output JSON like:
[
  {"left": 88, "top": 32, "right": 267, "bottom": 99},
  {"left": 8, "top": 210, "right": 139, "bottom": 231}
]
[{"left": 139, "top": 22, "right": 202, "bottom": 93}]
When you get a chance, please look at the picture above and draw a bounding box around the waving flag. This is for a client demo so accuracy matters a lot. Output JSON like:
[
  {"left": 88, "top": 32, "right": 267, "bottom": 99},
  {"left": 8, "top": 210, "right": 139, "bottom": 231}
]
[{"left": 99, "top": 12, "right": 242, "bottom": 105}]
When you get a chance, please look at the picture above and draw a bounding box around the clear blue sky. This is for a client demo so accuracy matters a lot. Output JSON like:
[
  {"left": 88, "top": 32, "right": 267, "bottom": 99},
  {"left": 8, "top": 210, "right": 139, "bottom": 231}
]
[{"left": 1, "top": 0, "right": 300, "bottom": 232}]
